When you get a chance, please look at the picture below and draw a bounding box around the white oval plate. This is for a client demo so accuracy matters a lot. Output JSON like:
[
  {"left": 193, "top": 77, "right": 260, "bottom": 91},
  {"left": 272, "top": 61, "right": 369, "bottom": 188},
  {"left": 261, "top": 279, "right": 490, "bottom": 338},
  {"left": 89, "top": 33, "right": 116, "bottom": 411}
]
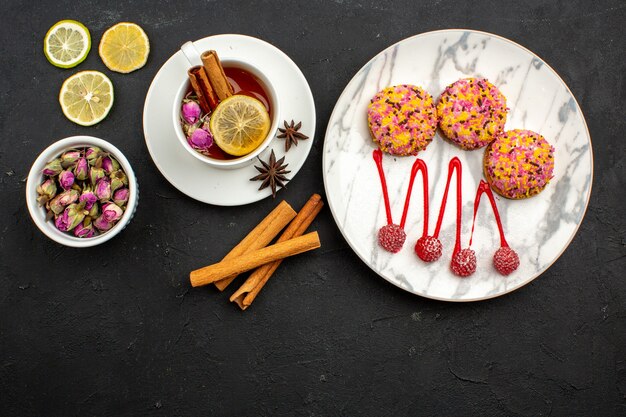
[
  {"left": 323, "top": 29, "right": 593, "bottom": 301},
  {"left": 143, "top": 34, "right": 315, "bottom": 206}
]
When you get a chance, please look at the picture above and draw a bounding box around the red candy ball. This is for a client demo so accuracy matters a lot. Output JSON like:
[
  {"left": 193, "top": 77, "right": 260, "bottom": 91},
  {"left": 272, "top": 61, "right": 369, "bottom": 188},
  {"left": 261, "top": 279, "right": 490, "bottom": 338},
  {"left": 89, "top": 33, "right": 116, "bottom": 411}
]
[
  {"left": 378, "top": 224, "right": 406, "bottom": 253},
  {"left": 451, "top": 248, "right": 477, "bottom": 277},
  {"left": 493, "top": 246, "right": 520, "bottom": 275},
  {"left": 415, "top": 235, "right": 443, "bottom": 262}
]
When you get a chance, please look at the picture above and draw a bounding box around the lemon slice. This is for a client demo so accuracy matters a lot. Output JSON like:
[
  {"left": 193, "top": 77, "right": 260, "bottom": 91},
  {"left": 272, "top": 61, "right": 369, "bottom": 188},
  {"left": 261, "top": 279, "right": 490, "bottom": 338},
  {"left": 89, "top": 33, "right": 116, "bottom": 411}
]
[
  {"left": 99, "top": 22, "right": 150, "bottom": 73},
  {"left": 59, "top": 71, "right": 114, "bottom": 126},
  {"left": 210, "top": 95, "right": 271, "bottom": 156},
  {"left": 43, "top": 20, "right": 91, "bottom": 68}
]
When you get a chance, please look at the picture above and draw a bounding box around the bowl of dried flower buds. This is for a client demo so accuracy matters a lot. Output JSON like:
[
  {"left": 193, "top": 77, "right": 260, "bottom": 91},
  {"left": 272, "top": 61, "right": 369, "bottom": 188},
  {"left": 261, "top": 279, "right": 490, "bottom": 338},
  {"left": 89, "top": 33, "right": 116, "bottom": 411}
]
[{"left": 26, "top": 136, "right": 138, "bottom": 247}]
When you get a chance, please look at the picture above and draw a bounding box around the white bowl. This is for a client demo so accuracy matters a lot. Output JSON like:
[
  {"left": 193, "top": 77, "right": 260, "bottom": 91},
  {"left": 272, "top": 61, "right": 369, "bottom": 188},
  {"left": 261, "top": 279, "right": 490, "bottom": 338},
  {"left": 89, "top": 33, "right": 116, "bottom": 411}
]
[
  {"left": 173, "top": 58, "right": 281, "bottom": 170},
  {"left": 26, "top": 136, "right": 138, "bottom": 247}
]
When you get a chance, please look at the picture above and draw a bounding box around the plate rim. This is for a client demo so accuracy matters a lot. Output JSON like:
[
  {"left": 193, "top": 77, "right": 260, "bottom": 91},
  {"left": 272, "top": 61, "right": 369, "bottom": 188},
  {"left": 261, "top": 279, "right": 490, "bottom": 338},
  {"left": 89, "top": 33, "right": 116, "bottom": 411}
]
[
  {"left": 142, "top": 33, "right": 316, "bottom": 206},
  {"left": 322, "top": 28, "right": 594, "bottom": 302}
]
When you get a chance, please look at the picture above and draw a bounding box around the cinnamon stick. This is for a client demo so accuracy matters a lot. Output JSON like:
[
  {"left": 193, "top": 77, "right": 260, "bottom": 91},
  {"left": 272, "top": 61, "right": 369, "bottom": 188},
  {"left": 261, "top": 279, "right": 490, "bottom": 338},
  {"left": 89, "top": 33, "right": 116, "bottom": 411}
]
[
  {"left": 188, "top": 66, "right": 219, "bottom": 112},
  {"left": 201, "top": 50, "right": 233, "bottom": 101},
  {"left": 230, "top": 194, "right": 323, "bottom": 310},
  {"left": 191, "top": 200, "right": 296, "bottom": 290},
  {"left": 190, "top": 232, "right": 321, "bottom": 287}
]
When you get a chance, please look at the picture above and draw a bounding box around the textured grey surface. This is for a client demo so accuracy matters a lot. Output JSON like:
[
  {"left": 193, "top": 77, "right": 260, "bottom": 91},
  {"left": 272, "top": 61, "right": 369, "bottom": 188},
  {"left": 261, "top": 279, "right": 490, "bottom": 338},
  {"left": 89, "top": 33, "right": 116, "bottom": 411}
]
[{"left": 0, "top": 0, "right": 624, "bottom": 416}]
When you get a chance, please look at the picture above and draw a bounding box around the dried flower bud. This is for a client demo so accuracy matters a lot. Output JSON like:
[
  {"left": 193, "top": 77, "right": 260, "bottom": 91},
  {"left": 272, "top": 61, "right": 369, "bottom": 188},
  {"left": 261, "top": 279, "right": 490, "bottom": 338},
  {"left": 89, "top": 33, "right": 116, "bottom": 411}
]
[
  {"left": 60, "top": 150, "right": 81, "bottom": 168},
  {"left": 95, "top": 178, "right": 112, "bottom": 201},
  {"left": 58, "top": 170, "right": 75, "bottom": 190},
  {"left": 42, "top": 158, "right": 63, "bottom": 176},
  {"left": 93, "top": 214, "right": 114, "bottom": 232},
  {"left": 189, "top": 128, "right": 213, "bottom": 150},
  {"left": 74, "top": 157, "right": 89, "bottom": 181},
  {"left": 36, "top": 195, "right": 50, "bottom": 206},
  {"left": 101, "top": 202, "right": 124, "bottom": 222},
  {"left": 54, "top": 212, "right": 69, "bottom": 232},
  {"left": 102, "top": 156, "right": 120, "bottom": 174},
  {"left": 38, "top": 178, "right": 57, "bottom": 196},
  {"left": 110, "top": 170, "right": 128, "bottom": 192},
  {"left": 85, "top": 147, "right": 103, "bottom": 166},
  {"left": 73, "top": 217, "right": 95, "bottom": 238},
  {"left": 48, "top": 189, "right": 79, "bottom": 215},
  {"left": 79, "top": 186, "right": 98, "bottom": 210},
  {"left": 36, "top": 179, "right": 57, "bottom": 206},
  {"left": 113, "top": 188, "right": 129, "bottom": 206},
  {"left": 55, "top": 203, "right": 86, "bottom": 232},
  {"left": 90, "top": 167, "right": 106, "bottom": 185},
  {"left": 182, "top": 100, "right": 202, "bottom": 124},
  {"left": 89, "top": 203, "right": 100, "bottom": 218}
]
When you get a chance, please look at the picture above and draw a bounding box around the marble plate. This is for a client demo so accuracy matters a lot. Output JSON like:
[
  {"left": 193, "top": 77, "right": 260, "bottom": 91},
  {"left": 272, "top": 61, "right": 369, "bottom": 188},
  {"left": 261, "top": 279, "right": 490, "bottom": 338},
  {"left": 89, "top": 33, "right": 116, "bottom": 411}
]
[
  {"left": 143, "top": 34, "right": 315, "bottom": 206},
  {"left": 323, "top": 29, "right": 593, "bottom": 301}
]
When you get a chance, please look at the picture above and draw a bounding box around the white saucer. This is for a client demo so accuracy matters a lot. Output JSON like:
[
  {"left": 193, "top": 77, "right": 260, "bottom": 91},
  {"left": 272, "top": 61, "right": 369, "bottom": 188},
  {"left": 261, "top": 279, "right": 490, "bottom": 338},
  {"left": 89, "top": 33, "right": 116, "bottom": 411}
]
[{"left": 143, "top": 34, "right": 316, "bottom": 206}]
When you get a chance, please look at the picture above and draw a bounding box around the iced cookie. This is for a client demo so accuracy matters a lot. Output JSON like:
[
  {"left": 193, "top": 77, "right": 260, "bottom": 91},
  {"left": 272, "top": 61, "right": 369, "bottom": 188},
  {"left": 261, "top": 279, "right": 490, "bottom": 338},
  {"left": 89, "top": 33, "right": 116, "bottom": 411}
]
[
  {"left": 437, "top": 78, "right": 508, "bottom": 150},
  {"left": 367, "top": 85, "right": 438, "bottom": 156},
  {"left": 483, "top": 129, "right": 555, "bottom": 199}
]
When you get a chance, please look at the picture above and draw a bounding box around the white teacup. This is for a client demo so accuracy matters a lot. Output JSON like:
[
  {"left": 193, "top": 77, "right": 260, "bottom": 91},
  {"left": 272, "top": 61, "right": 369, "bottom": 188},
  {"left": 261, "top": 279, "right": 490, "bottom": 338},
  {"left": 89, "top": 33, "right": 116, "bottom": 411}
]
[{"left": 173, "top": 41, "right": 280, "bottom": 170}]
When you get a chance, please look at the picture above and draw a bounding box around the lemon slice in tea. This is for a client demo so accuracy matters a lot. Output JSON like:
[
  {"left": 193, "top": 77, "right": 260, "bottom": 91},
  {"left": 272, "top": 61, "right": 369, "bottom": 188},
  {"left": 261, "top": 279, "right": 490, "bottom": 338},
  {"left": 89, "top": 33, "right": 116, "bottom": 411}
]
[
  {"left": 59, "top": 70, "right": 114, "bottom": 126},
  {"left": 210, "top": 95, "right": 271, "bottom": 156},
  {"left": 43, "top": 20, "right": 91, "bottom": 68},
  {"left": 99, "top": 22, "right": 150, "bottom": 73}
]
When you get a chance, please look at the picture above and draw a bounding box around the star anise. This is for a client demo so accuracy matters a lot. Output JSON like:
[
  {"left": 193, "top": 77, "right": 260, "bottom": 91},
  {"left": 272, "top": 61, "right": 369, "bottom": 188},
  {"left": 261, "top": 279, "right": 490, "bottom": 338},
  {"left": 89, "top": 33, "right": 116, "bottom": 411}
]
[
  {"left": 277, "top": 120, "right": 309, "bottom": 152},
  {"left": 250, "top": 149, "right": 291, "bottom": 198}
]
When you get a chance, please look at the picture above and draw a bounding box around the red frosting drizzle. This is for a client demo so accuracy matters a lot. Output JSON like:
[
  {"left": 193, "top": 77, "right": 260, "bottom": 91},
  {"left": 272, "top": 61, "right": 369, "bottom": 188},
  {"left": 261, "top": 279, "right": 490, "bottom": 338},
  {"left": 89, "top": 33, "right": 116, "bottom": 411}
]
[
  {"left": 469, "top": 180, "right": 509, "bottom": 248},
  {"left": 432, "top": 157, "right": 463, "bottom": 255},
  {"left": 400, "top": 158, "right": 429, "bottom": 233},
  {"left": 372, "top": 149, "right": 393, "bottom": 225},
  {"left": 373, "top": 150, "right": 429, "bottom": 254}
]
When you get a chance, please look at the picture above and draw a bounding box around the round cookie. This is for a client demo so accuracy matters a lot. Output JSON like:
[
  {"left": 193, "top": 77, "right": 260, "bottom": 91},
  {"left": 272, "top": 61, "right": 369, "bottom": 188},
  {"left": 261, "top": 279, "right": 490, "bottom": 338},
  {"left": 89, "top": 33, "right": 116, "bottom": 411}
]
[
  {"left": 437, "top": 78, "right": 508, "bottom": 150},
  {"left": 367, "top": 85, "right": 438, "bottom": 156},
  {"left": 483, "top": 129, "right": 555, "bottom": 199}
]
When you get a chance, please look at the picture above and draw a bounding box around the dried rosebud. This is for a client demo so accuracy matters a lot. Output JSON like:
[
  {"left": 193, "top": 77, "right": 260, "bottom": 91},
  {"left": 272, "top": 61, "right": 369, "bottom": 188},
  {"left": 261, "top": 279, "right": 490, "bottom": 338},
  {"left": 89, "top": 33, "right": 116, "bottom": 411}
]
[
  {"left": 61, "top": 150, "right": 81, "bottom": 167},
  {"left": 102, "top": 156, "right": 120, "bottom": 174},
  {"left": 36, "top": 179, "right": 57, "bottom": 205},
  {"left": 74, "top": 157, "right": 89, "bottom": 181},
  {"left": 101, "top": 201, "right": 124, "bottom": 222},
  {"left": 85, "top": 147, "right": 103, "bottom": 165},
  {"left": 58, "top": 170, "right": 75, "bottom": 190},
  {"left": 189, "top": 128, "right": 213, "bottom": 150},
  {"left": 79, "top": 186, "right": 98, "bottom": 210},
  {"left": 88, "top": 201, "right": 100, "bottom": 218},
  {"left": 95, "top": 178, "right": 112, "bottom": 201},
  {"left": 48, "top": 189, "right": 79, "bottom": 215},
  {"left": 54, "top": 212, "right": 69, "bottom": 232},
  {"left": 54, "top": 203, "right": 86, "bottom": 232},
  {"left": 90, "top": 167, "right": 105, "bottom": 185},
  {"left": 73, "top": 217, "right": 95, "bottom": 238},
  {"left": 110, "top": 170, "right": 128, "bottom": 192},
  {"left": 93, "top": 214, "right": 114, "bottom": 232},
  {"left": 113, "top": 188, "right": 129, "bottom": 206},
  {"left": 42, "top": 158, "right": 63, "bottom": 176},
  {"left": 38, "top": 178, "right": 57, "bottom": 196},
  {"left": 37, "top": 195, "right": 49, "bottom": 206},
  {"left": 182, "top": 100, "right": 202, "bottom": 124}
]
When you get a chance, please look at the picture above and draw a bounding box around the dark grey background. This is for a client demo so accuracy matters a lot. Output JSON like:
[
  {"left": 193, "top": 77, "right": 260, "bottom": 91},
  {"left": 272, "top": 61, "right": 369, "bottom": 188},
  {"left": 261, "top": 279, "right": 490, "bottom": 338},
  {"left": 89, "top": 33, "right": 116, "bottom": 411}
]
[{"left": 1, "top": 0, "right": 624, "bottom": 416}]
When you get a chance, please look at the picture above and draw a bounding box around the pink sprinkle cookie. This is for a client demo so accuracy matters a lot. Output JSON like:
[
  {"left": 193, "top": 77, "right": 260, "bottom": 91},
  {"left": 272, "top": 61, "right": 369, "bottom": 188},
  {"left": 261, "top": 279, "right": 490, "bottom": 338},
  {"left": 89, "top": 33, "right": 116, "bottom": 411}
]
[
  {"left": 437, "top": 78, "right": 508, "bottom": 150},
  {"left": 367, "top": 85, "right": 438, "bottom": 156},
  {"left": 483, "top": 129, "right": 555, "bottom": 199}
]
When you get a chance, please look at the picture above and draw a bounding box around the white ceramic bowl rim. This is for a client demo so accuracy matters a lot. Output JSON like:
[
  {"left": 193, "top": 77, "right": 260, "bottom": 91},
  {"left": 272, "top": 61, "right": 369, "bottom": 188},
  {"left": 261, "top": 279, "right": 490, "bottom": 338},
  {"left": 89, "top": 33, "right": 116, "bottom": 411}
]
[
  {"left": 173, "top": 55, "right": 281, "bottom": 169},
  {"left": 26, "top": 136, "right": 138, "bottom": 248}
]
